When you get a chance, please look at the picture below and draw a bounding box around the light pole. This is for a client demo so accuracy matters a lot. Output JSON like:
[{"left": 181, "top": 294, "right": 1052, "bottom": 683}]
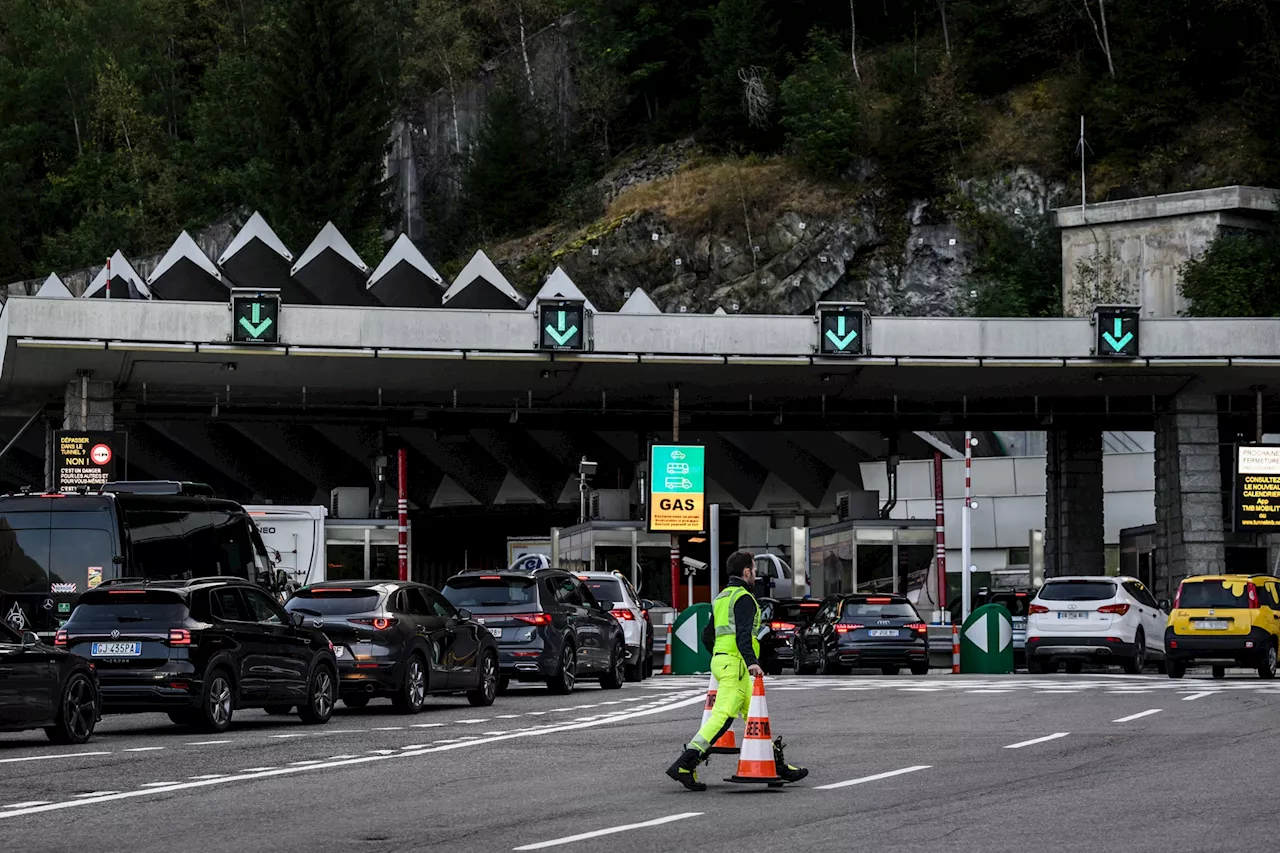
[
  {"left": 577, "top": 457, "right": 597, "bottom": 524},
  {"left": 961, "top": 433, "right": 978, "bottom": 621}
]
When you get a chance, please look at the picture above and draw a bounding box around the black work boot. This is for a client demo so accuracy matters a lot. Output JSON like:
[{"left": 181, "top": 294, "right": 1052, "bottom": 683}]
[
  {"left": 773, "top": 736, "right": 809, "bottom": 783},
  {"left": 665, "top": 748, "right": 708, "bottom": 791}
]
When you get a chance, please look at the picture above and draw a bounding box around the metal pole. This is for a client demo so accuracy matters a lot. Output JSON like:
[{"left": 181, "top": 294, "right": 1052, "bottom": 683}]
[
  {"left": 670, "top": 386, "right": 680, "bottom": 611},
  {"left": 933, "top": 451, "right": 948, "bottom": 622},
  {"left": 1256, "top": 387, "right": 1264, "bottom": 444},
  {"left": 105, "top": 256, "right": 111, "bottom": 300},
  {"left": 710, "top": 503, "right": 721, "bottom": 601},
  {"left": 397, "top": 448, "right": 408, "bottom": 582},
  {"left": 961, "top": 431, "right": 973, "bottom": 622}
]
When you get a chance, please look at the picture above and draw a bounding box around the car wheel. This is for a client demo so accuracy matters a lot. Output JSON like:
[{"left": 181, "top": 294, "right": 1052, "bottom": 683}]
[
  {"left": 881, "top": 665, "right": 901, "bottom": 676},
  {"left": 600, "top": 643, "right": 626, "bottom": 690},
  {"left": 1122, "top": 631, "right": 1146, "bottom": 674},
  {"left": 626, "top": 651, "right": 644, "bottom": 683},
  {"left": 1027, "top": 657, "right": 1044, "bottom": 674},
  {"left": 45, "top": 672, "right": 97, "bottom": 745},
  {"left": 392, "top": 654, "right": 428, "bottom": 714},
  {"left": 342, "top": 694, "right": 370, "bottom": 709},
  {"left": 1065, "top": 660, "right": 1083, "bottom": 674},
  {"left": 195, "top": 669, "right": 234, "bottom": 733},
  {"left": 468, "top": 651, "right": 499, "bottom": 707},
  {"left": 1042, "top": 660, "right": 1060, "bottom": 674},
  {"left": 815, "top": 650, "right": 829, "bottom": 676},
  {"left": 1166, "top": 659, "right": 1186, "bottom": 679},
  {"left": 1259, "top": 643, "right": 1278, "bottom": 680},
  {"left": 497, "top": 675, "right": 511, "bottom": 696},
  {"left": 547, "top": 643, "right": 576, "bottom": 695},
  {"left": 910, "top": 662, "right": 929, "bottom": 676},
  {"left": 299, "top": 665, "right": 336, "bottom": 724},
  {"left": 794, "top": 641, "right": 817, "bottom": 675},
  {"left": 263, "top": 704, "right": 294, "bottom": 715},
  {"left": 1155, "top": 660, "right": 1167, "bottom": 675},
  {"left": 1212, "top": 665, "right": 1226, "bottom": 679}
]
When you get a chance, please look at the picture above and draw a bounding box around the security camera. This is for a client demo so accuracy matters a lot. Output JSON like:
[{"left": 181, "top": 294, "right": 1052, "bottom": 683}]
[
  {"left": 682, "top": 557, "right": 707, "bottom": 573},
  {"left": 579, "top": 457, "right": 598, "bottom": 478}
]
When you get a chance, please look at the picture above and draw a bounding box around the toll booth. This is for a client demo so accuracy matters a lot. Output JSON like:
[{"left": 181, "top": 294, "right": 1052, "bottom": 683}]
[
  {"left": 1119, "top": 524, "right": 1155, "bottom": 590},
  {"left": 552, "top": 521, "right": 676, "bottom": 603},
  {"left": 324, "top": 518, "right": 412, "bottom": 582},
  {"left": 807, "top": 518, "right": 937, "bottom": 603}
]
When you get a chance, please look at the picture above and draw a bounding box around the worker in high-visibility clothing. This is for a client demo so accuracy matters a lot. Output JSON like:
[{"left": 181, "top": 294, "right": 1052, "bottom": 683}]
[{"left": 666, "top": 550, "right": 808, "bottom": 790}]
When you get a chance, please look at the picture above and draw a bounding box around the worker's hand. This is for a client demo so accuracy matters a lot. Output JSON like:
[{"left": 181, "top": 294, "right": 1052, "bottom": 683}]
[{"left": 747, "top": 663, "right": 764, "bottom": 678}]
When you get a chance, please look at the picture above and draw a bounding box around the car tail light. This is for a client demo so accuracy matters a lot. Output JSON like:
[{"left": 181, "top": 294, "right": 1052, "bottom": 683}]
[
  {"left": 866, "top": 597, "right": 892, "bottom": 604},
  {"left": 168, "top": 629, "right": 192, "bottom": 645},
  {"left": 610, "top": 609, "right": 635, "bottom": 621},
  {"left": 311, "top": 588, "right": 353, "bottom": 593},
  {"left": 55, "top": 629, "right": 67, "bottom": 646},
  {"left": 835, "top": 623, "right": 864, "bottom": 634},
  {"left": 1029, "top": 604, "right": 1049, "bottom": 614},
  {"left": 1098, "top": 604, "right": 1130, "bottom": 616},
  {"left": 770, "top": 621, "right": 797, "bottom": 631},
  {"left": 512, "top": 613, "right": 553, "bottom": 626},
  {"left": 1173, "top": 585, "right": 1183, "bottom": 608},
  {"left": 352, "top": 617, "right": 399, "bottom": 631},
  {"left": 167, "top": 682, "right": 189, "bottom": 691},
  {"left": 1248, "top": 583, "right": 1260, "bottom": 609},
  {"left": 1169, "top": 640, "right": 1177, "bottom": 649},
  {"left": 109, "top": 589, "right": 146, "bottom": 595},
  {"left": 480, "top": 576, "right": 502, "bottom": 580},
  {"left": 905, "top": 622, "right": 928, "bottom": 634},
  {"left": 1106, "top": 636, "right": 1123, "bottom": 643}
]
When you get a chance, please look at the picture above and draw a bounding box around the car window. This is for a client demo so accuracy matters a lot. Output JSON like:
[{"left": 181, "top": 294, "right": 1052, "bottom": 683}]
[
  {"left": 443, "top": 576, "right": 538, "bottom": 610},
  {"left": 1178, "top": 580, "right": 1250, "bottom": 609},
  {"left": 286, "top": 589, "right": 381, "bottom": 615},
  {"left": 403, "top": 587, "right": 433, "bottom": 617},
  {"left": 126, "top": 509, "right": 190, "bottom": 581},
  {"left": 211, "top": 588, "right": 252, "bottom": 622},
  {"left": 754, "top": 558, "right": 777, "bottom": 579},
  {"left": 1264, "top": 582, "right": 1280, "bottom": 607},
  {"left": 760, "top": 601, "right": 775, "bottom": 620},
  {"left": 992, "top": 594, "right": 1029, "bottom": 617},
  {"left": 551, "top": 577, "right": 580, "bottom": 606},
  {"left": 243, "top": 588, "right": 287, "bottom": 625},
  {"left": 0, "top": 620, "right": 19, "bottom": 642},
  {"left": 424, "top": 589, "right": 457, "bottom": 619},
  {"left": 841, "top": 600, "right": 918, "bottom": 619},
  {"left": 580, "top": 578, "right": 625, "bottom": 607},
  {"left": 571, "top": 578, "right": 600, "bottom": 609},
  {"left": 1123, "top": 581, "right": 1158, "bottom": 608},
  {"left": 1038, "top": 581, "right": 1116, "bottom": 601}
]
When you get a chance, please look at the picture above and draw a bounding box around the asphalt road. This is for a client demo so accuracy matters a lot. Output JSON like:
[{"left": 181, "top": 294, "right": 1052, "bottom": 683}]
[{"left": 2, "top": 671, "right": 1278, "bottom": 853}]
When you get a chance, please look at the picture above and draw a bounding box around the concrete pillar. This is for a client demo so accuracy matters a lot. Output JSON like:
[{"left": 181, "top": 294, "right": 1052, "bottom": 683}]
[
  {"left": 1154, "top": 394, "right": 1226, "bottom": 599},
  {"left": 62, "top": 375, "right": 114, "bottom": 431},
  {"left": 1044, "top": 427, "right": 1105, "bottom": 577}
]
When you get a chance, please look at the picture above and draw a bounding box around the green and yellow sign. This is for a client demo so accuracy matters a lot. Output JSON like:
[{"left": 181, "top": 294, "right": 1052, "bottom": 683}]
[{"left": 649, "top": 444, "right": 705, "bottom": 532}]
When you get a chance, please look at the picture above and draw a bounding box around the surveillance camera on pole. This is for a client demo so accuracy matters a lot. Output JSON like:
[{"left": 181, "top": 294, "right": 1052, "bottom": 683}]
[{"left": 577, "top": 457, "right": 597, "bottom": 524}]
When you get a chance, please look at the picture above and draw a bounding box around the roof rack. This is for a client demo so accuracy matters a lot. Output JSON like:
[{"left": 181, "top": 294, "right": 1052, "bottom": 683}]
[
  {"left": 102, "top": 480, "right": 216, "bottom": 497},
  {"left": 97, "top": 577, "right": 152, "bottom": 587}
]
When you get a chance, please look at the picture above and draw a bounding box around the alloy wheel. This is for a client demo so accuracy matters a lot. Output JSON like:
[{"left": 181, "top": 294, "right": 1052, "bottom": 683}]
[
  {"left": 562, "top": 647, "right": 576, "bottom": 691},
  {"left": 208, "top": 676, "right": 232, "bottom": 728},
  {"left": 613, "top": 646, "right": 625, "bottom": 684},
  {"left": 407, "top": 659, "right": 427, "bottom": 707},
  {"left": 482, "top": 655, "right": 497, "bottom": 701},
  {"left": 313, "top": 670, "right": 334, "bottom": 717},
  {"left": 66, "top": 677, "right": 94, "bottom": 740}
]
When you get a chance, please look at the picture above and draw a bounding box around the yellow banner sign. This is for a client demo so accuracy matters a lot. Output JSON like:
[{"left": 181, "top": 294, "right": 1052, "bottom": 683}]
[{"left": 650, "top": 492, "right": 705, "bottom": 532}]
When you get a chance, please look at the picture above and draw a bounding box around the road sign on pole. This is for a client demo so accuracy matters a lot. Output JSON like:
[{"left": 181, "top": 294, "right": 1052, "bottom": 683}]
[
  {"left": 537, "top": 300, "right": 588, "bottom": 351},
  {"left": 815, "top": 302, "right": 869, "bottom": 357},
  {"left": 1093, "top": 305, "right": 1140, "bottom": 358},
  {"left": 649, "top": 444, "right": 705, "bottom": 533},
  {"left": 231, "top": 290, "right": 281, "bottom": 344},
  {"left": 959, "top": 603, "right": 1015, "bottom": 674}
]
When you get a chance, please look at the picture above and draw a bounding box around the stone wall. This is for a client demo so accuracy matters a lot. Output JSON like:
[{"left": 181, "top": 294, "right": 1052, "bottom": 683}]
[
  {"left": 1153, "top": 394, "right": 1226, "bottom": 599},
  {"left": 1044, "top": 427, "right": 1105, "bottom": 577}
]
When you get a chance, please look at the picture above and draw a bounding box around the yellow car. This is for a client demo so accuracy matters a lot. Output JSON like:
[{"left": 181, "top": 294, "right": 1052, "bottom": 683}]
[{"left": 1165, "top": 574, "right": 1280, "bottom": 679}]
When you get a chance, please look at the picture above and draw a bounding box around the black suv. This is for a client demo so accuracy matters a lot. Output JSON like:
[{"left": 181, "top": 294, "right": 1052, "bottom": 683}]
[
  {"left": 59, "top": 577, "right": 338, "bottom": 732},
  {"left": 441, "top": 570, "right": 626, "bottom": 694},
  {"left": 0, "top": 620, "right": 100, "bottom": 744},
  {"left": 285, "top": 581, "right": 499, "bottom": 712},
  {"left": 794, "top": 593, "right": 930, "bottom": 675}
]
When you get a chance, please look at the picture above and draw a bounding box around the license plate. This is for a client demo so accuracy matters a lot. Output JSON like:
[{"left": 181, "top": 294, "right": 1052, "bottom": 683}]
[
  {"left": 91, "top": 641, "right": 141, "bottom": 657},
  {"left": 488, "top": 627, "right": 502, "bottom": 639},
  {"left": 1196, "top": 620, "right": 1229, "bottom": 630},
  {"left": 1057, "top": 611, "right": 1086, "bottom": 619},
  {"left": 868, "top": 629, "right": 899, "bottom": 638}
]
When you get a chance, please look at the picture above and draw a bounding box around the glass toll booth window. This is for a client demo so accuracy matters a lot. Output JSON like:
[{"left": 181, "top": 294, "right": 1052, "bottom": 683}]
[
  {"left": 324, "top": 520, "right": 411, "bottom": 582},
  {"left": 807, "top": 520, "right": 936, "bottom": 600}
]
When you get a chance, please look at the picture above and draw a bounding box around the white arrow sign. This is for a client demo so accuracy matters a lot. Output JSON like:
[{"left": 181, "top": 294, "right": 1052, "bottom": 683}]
[
  {"left": 998, "top": 614, "right": 1012, "bottom": 653},
  {"left": 964, "top": 612, "right": 988, "bottom": 653},
  {"left": 675, "top": 615, "right": 700, "bottom": 652}
]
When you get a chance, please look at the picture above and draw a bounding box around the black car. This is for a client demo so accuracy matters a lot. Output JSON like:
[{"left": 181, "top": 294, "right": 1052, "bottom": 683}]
[
  {"left": 285, "top": 581, "right": 500, "bottom": 712},
  {"left": 441, "top": 570, "right": 627, "bottom": 695},
  {"left": 0, "top": 620, "right": 100, "bottom": 743},
  {"left": 59, "top": 577, "right": 338, "bottom": 732},
  {"left": 794, "top": 593, "right": 930, "bottom": 675},
  {"left": 759, "top": 598, "right": 823, "bottom": 675}
]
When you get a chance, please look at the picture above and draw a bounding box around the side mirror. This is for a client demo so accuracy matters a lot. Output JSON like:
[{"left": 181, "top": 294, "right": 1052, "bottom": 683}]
[
  {"left": 292, "top": 611, "right": 306, "bottom": 627},
  {"left": 21, "top": 631, "right": 39, "bottom": 649},
  {"left": 275, "top": 569, "right": 290, "bottom": 589},
  {"left": 1158, "top": 598, "right": 1171, "bottom": 613},
  {"left": 456, "top": 608, "right": 472, "bottom": 622},
  {"left": 640, "top": 599, "right": 654, "bottom": 610}
]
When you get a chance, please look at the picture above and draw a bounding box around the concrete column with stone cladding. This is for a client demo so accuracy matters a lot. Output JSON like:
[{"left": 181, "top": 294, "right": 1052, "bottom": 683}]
[
  {"left": 1044, "top": 427, "right": 1106, "bottom": 577},
  {"left": 1153, "top": 394, "right": 1226, "bottom": 600},
  {"left": 62, "top": 375, "right": 114, "bottom": 432}
]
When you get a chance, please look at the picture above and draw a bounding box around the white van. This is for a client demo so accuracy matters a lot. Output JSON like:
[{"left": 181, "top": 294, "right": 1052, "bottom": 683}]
[{"left": 244, "top": 505, "right": 327, "bottom": 589}]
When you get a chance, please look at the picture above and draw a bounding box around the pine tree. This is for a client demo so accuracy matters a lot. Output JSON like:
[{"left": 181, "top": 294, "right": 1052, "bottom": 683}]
[{"left": 256, "top": 0, "right": 393, "bottom": 251}]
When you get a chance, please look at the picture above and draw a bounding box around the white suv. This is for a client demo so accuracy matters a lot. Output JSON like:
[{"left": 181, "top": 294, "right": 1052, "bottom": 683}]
[
  {"left": 577, "top": 572, "right": 652, "bottom": 681},
  {"left": 1025, "top": 576, "right": 1168, "bottom": 674}
]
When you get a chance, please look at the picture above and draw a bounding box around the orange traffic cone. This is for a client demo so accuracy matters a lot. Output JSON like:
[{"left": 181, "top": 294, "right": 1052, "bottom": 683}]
[
  {"left": 661, "top": 631, "right": 673, "bottom": 675},
  {"left": 700, "top": 673, "right": 739, "bottom": 754},
  {"left": 725, "top": 675, "right": 784, "bottom": 784}
]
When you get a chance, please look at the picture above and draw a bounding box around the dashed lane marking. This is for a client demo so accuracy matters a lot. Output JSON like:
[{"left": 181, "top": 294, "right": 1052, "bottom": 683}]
[
  {"left": 268, "top": 734, "right": 307, "bottom": 739},
  {"left": 1113, "top": 709, "right": 1162, "bottom": 723},
  {"left": 371, "top": 727, "right": 405, "bottom": 731},
  {"left": 327, "top": 755, "right": 358, "bottom": 760},
  {"left": 0, "top": 752, "right": 110, "bottom": 765},
  {"left": 513, "top": 812, "right": 704, "bottom": 851},
  {"left": 1, "top": 802, "right": 51, "bottom": 809},
  {"left": 1004, "top": 733, "right": 1070, "bottom": 749},
  {"left": 1181, "top": 692, "right": 1213, "bottom": 701},
  {"left": 123, "top": 747, "right": 165, "bottom": 752},
  {"left": 187, "top": 740, "right": 231, "bottom": 746},
  {"left": 815, "top": 765, "right": 932, "bottom": 791}
]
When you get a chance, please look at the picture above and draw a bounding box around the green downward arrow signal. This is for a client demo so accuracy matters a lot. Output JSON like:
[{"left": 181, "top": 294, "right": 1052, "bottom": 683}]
[
  {"left": 544, "top": 310, "right": 579, "bottom": 346},
  {"left": 238, "top": 302, "right": 274, "bottom": 339},
  {"left": 824, "top": 315, "right": 858, "bottom": 351},
  {"left": 1101, "top": 317, "right": 1133, "bottom": 352}
]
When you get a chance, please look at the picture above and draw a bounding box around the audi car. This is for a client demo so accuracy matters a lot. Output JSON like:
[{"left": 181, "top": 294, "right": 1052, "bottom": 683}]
[
  {"left": 794, "top": 593, "right": 930, "bottom": 675},
  {"left": 285, "top": 581, "right": 499, "bottom": 710}
]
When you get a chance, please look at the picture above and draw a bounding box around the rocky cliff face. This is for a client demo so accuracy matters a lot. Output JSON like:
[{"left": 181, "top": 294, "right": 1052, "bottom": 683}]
[{"left": 492, "top": 152, "right": 1064, "bottom": 317}]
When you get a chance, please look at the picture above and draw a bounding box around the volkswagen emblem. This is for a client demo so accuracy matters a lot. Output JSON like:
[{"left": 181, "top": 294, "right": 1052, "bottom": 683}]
[{"left": 110, "top": 629, "right": 121, "bottom": 639}]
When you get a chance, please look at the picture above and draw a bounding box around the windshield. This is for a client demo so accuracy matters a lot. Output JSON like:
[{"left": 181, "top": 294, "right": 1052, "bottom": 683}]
[
  {"left": 842, "top": 601, "right": 919, "bottom": 620},
  {"left": 991, "top": 593, "right": 1031, "bottom": 617},
  {"left": 443, "top": 576, "right": 538, "bottom": 609},
  {"left": 1178, "top": 581, "right": 1249, "bottom": 609},
  {"left": 1038, "top": 581, "right": 1116, "bottom": 602},
  {"left": 66, "top": 596, "right": 188, "bottom": 625},
  {"left": 286, "top": 589, "right": 381, "bottom": 616},
  {"left": 580, "top": 578, "right": 625, "bottom": 607},
  {"left": 775, "top": 602, "right": 821, "bottom": 622}
]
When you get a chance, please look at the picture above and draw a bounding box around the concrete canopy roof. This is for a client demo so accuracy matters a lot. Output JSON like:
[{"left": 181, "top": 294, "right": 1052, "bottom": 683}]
[
  {"left": 82, "top": 251, "right": 151, "bottom": 299},
  {"left": 33, "top": 274, "right": 73, "bottom": 299},
  {"left": 524, "top": 267, "right": 597, "bottom": 313},
  {"left": 147, "top": 231, "right": 228, "bottom": 301},
  {"left": 367, "top": 234, "right": 447, "bottom": 308},
  {"left": 291, "top": 222, "right": 377, "bottom": 306},
  {"left": 618, "top": 288, "right": 662, "bottom": 315},
  {"left": 441, "top": 250, "right": 526, "bottom": 309}
]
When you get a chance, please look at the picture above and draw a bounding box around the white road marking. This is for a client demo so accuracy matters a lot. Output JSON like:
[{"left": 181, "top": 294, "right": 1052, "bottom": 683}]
[
  {"left": 513, "top": 812, "right": 704, "bottom": 851},
  {"left": 1113, "top": 709, "right": 1162, "bottom": 723},
  {"left": 140, "top": 782, "right": 181, "bottom": 788},
  {"left": 371, "top": 726, "right": 405, "bottom": 731},
  {"left": 268, "top": 733, "right": 307, "bottom": 739},
  {"left": 482, "top": 731, "right": 509, "bottom": 736},
  {"left": 1004, "top": 733, "right": 1070, "bottom": 749},
  {"left": 599, "top": 701, "right": 622, "bottom": 705},
  {"left": 124, "top": 747, "right": 165, "bottom": 752},
  {"left": 327, "top": 755, "right": 358, "bottom": 760},
  {"left": 0, "top": 690, "right": 705, "bottom": 820},
  {"left": 527, "top": 711, "right": 547, "bottom": 715},
  {"left": 815, "top": 765, "right": 932, "bottom": 791},
  {"left": 1, "top": 802, "right": 50, "bottom": 809},
  {"left": 187, "top": 740, "right": 231, "bottom": 746},
  {"left": 74, "top": 791, "right": 118, "bottom": 798},
  {"left": 0, "top": 751, "right": 109, "bottom": 765},
  {"left": 495, "top": 714, "right": 522, "bottom": 719},
  {"left": 967, "top": 689, "right": 1014, "bottom": 694},
  {"left": 367, "top": 749, "right": 395, "bottom": 755},
  {"left": 899, "top": 688, "right": 944, "bottom": 692},
  {"left": 411, "top": 722, "right": 445, "bottom": 728},
  {"left": 1181, "top": 692, "right": 1213, "bottom": 701},
  {"left": 453, "top": 719, "right": 487, "bottom": 724}
]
